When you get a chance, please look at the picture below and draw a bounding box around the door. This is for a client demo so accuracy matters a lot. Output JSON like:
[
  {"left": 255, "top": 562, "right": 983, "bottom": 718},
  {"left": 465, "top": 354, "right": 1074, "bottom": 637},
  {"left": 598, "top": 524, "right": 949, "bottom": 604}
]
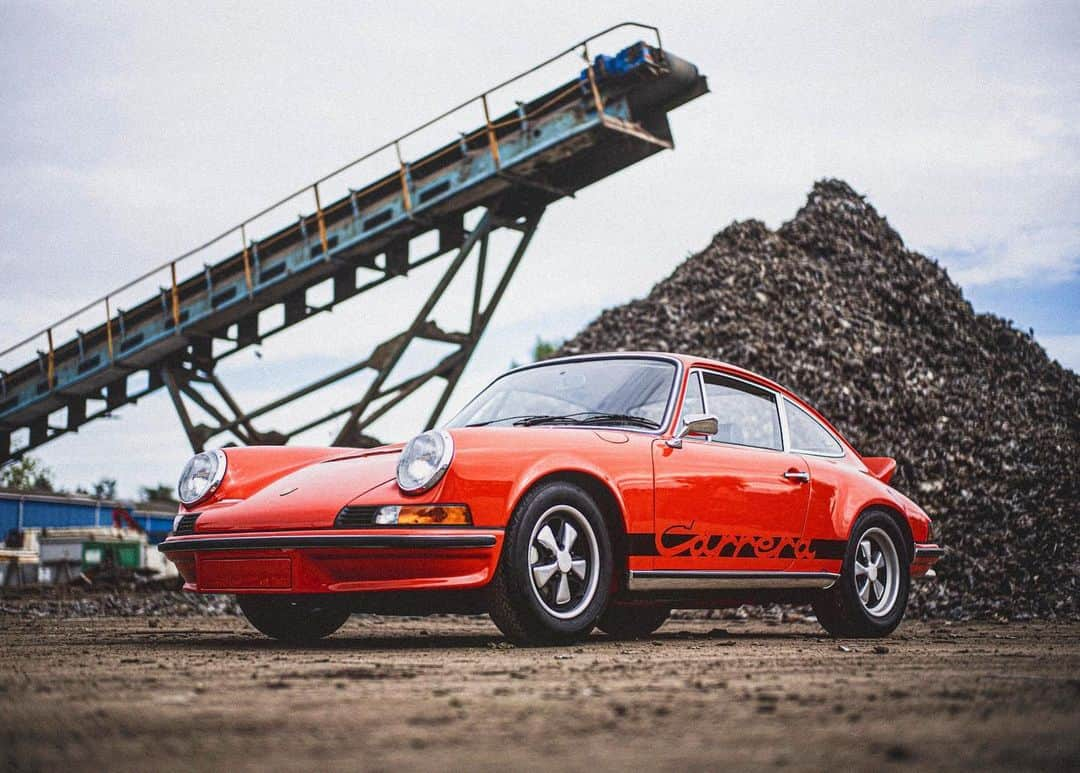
[{"left": 652, "top": 370, "right": 811, "bottom": 572}]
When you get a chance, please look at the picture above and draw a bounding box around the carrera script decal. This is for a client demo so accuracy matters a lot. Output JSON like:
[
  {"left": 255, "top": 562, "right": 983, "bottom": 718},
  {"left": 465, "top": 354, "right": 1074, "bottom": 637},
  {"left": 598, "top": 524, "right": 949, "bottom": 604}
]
[
  {"left": 659, "top": 522, "right": 813, "bottom": 559},
  {"left": 623, "top": 524, "right": 847, "bottom": 560}
]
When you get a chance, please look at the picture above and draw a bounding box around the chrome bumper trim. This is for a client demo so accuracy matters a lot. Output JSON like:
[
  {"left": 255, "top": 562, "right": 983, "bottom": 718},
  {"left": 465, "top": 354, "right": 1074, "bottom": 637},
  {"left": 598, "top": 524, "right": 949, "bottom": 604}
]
[
  {"left": 158, "top": 533, "right": 498, "bottom": 553},
  {"left": 627, "top": 570, "right": 840, "bottom": 592}
]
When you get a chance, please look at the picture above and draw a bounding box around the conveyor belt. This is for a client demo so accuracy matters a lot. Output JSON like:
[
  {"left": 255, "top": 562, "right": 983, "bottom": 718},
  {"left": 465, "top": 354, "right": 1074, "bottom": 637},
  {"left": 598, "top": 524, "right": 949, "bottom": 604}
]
[{"left": 0, "top": 23, "right": 707, "bottom": 462}]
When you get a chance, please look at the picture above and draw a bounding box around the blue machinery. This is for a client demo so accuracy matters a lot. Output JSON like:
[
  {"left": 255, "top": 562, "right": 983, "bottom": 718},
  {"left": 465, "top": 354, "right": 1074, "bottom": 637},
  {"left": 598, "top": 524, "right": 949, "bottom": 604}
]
[
  {"left": 0, "top": 492, "right": 176, "bottom": 544},
  {"left": 0, "top": 23, "right": 706, "bottom": 463}
]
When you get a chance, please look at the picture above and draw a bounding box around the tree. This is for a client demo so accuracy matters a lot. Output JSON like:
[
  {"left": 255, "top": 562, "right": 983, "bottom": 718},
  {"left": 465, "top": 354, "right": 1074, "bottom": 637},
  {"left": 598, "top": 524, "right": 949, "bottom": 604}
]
[
  {"left": 139, "top": 484, "right": 178, "bottom": 505},
  {"left": 92, "top": 478, "right": 118, "bottom": 501},
  {"left": 532, "top": 336, "right": 560, "bottom": 362},
  {"left": 510, "top": 336, "right": 563, "bottom": 368},
  {"left": 0, "top": 456, "right": 57, "bottom": 492}
]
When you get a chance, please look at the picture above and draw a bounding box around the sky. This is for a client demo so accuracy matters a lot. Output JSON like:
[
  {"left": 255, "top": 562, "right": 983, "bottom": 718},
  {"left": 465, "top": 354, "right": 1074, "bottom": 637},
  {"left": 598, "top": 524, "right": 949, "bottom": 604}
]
[{"left": 1, "top": 1, "right": 1077, "bottom": 497}]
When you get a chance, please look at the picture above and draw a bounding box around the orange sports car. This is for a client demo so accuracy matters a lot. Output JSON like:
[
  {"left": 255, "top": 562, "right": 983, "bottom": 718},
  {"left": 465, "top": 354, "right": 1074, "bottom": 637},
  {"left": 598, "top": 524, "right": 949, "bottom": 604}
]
[{"left": 159, "top": 353, "right": 942, "bottom": 644}]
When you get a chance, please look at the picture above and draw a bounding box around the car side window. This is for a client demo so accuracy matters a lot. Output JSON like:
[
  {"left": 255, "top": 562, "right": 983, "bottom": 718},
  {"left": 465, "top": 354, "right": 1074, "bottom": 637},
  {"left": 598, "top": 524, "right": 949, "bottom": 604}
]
[
  {"left": 701, "top": 373, "right": 783, "bottom": 450},
  {"left": 784, "top": 398, "right": 843, "bottom": 456},
  {"left": 677, "top": 372, "right": 706, "bottom": 429}
]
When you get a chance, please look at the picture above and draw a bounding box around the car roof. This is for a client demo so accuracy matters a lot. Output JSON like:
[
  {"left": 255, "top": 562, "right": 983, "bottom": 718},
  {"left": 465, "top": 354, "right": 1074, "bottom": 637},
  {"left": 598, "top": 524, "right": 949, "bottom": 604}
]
[
  {"left": 534, "top": 351, "right": 789, "bottom": 395},
  {"left": 532, "top": 351, "right": 856, "bottom": 452}
]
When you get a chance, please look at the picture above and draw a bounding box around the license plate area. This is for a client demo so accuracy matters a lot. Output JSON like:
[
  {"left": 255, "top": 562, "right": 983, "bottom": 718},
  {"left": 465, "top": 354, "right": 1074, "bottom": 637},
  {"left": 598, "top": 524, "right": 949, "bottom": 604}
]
[{"left": 198, "top": 556, "right": 293, "bottom": 590}]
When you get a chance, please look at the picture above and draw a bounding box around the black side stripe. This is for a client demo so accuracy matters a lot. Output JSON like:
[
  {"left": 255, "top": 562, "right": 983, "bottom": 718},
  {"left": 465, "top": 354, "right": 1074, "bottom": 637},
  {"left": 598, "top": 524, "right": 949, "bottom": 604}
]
[
  {"left": 808, "top": 539, "right": 846, "bottom": 560},
  {"left": 628, "top": 533, "right": 659, "bottom": 556}
]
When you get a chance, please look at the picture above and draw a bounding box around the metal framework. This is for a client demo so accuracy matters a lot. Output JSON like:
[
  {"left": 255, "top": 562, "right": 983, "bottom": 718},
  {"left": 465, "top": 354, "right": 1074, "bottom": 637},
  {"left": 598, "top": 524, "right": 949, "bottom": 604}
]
[
  {"left": 160, "top": 205, "right": 542, "bottom": 451},
  {"left": 0, "top": 23, "right": 707, "bottom": 464}
]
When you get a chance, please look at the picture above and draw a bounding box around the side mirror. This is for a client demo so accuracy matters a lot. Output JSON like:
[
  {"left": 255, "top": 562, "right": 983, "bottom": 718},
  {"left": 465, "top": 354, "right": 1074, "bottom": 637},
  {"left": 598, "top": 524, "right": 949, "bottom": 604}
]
[{"left": 666, "top": 413, "right": 719, "bottom": 448}]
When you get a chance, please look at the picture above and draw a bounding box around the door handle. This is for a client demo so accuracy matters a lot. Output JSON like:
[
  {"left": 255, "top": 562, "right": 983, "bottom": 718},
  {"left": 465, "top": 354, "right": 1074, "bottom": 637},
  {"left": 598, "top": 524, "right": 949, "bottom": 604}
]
[{"left": 783, "top": 471, "right": 810, "bottom": 483}]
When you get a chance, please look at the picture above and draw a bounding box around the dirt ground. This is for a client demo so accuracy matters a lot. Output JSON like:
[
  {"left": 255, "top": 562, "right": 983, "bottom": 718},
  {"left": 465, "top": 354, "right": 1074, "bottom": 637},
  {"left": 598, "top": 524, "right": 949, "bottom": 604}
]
[{"left": 2, "top": 613, "right": 1078, "bottom": 772}]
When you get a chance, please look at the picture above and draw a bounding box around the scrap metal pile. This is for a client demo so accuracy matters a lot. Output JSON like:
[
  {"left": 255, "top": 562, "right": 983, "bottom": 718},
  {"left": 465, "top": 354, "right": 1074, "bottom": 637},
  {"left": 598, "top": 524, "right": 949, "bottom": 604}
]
[{"left": 561, "top": 179, "right": 1079, "bottom": 619}]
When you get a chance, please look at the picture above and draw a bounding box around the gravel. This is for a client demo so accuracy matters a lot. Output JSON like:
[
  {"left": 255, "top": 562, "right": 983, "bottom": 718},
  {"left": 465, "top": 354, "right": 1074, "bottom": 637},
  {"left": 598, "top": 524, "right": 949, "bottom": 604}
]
[
  {"left": 560, "top": 179, "right": 1079, "bottom": 620},
  {"left": 0, "top": 590, "right": 241, "bottom": 618},
  {"left": 4, "top": 616, "right": 1079, "bottom": 771}
]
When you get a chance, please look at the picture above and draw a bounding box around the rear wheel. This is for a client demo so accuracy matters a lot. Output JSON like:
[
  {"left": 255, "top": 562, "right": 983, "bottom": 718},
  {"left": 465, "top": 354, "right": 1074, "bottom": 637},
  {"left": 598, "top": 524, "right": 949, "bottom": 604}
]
[
  {"left": 238, "top": 595, "right": 351, "bottom": 643},
  {"left": 812, "top": 510, "right": 909, "bottom": 638},
  {"left": 488, "top": 481, "right": 612, "bottom": 645},
  {"left": 596, "top": 604, "right": 670, "bottom": 639}
]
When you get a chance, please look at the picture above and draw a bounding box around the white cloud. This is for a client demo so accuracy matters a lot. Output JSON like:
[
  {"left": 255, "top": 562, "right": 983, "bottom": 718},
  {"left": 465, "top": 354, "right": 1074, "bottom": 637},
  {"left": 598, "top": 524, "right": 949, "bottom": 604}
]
[
  {"left": 942, "top": 223, "right": 1080, "bottom": 287},
  {"left": 1039, "top": 334, "right": 1080, "bottom": 373}
]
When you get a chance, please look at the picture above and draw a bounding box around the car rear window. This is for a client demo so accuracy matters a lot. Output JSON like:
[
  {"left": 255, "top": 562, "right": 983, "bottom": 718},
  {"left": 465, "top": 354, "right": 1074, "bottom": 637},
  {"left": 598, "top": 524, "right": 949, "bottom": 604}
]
[{"left": 785, "top": 398, "right": 843, "bottom": 456}]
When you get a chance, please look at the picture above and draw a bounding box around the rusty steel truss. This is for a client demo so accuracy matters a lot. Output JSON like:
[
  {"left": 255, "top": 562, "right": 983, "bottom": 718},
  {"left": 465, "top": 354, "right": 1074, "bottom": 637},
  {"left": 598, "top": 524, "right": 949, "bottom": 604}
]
[
  {"left": 160, "top": 205, "right": 542, "bottom": 451},
  {"left": 0, "top": 22, "right": 707, "bottom": 463}
]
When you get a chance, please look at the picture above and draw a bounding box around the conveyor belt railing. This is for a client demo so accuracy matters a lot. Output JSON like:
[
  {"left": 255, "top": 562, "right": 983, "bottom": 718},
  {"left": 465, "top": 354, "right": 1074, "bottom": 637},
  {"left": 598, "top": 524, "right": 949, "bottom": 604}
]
[{"left": 0, "top": 22, "right": 707, "bottom": 463}]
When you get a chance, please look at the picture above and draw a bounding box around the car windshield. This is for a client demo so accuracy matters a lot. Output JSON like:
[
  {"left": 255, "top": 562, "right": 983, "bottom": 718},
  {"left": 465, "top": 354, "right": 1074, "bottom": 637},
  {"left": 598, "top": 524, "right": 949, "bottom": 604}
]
[{"left": 446, "top": 358, "right": 677, "bottom": 431}]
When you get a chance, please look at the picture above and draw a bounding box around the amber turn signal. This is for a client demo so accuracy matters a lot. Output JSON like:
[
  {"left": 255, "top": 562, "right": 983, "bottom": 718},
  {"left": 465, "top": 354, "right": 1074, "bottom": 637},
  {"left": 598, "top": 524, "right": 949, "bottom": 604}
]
[{"left": 374, "top": 505, "right": 471, "bottom": 526}]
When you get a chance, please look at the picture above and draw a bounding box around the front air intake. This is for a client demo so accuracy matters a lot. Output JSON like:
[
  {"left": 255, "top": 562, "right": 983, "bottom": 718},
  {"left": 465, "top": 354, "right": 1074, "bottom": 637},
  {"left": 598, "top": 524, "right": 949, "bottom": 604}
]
[
  {"left": 334, "top": 506, "right": 379, "bottom": 528},
  {"left": 173, "top": 513, "right": 200, "bottom": 535}
]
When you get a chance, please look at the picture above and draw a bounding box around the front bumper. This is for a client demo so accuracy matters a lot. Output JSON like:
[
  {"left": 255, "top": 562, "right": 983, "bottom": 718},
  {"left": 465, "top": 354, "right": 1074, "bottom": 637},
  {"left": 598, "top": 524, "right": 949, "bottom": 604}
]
[
  {"left": 158, "top": 529, "right": 503, "bottom": 594},
  {"left": 911, "top": 542, "right": 944, "bottom": 578}
]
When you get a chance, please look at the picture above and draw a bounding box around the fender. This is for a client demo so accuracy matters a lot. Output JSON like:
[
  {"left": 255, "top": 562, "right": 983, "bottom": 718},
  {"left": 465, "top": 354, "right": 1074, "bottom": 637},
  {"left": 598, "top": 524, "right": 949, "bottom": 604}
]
[
  {"left": 506, "top": 454, "right": 636, "bottom": 529},
  {"left": 439, "top": 427, "right": 654, "bottom": 533},
  {"left": 844, "top": 494, "right": 928, "bottom": 548}
]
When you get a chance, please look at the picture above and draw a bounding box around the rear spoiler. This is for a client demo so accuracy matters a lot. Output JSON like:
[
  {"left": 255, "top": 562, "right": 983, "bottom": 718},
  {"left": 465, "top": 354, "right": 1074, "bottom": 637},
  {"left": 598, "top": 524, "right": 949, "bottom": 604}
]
[{"left": 863, "top": 457, "right": 897, "bottom": 484}]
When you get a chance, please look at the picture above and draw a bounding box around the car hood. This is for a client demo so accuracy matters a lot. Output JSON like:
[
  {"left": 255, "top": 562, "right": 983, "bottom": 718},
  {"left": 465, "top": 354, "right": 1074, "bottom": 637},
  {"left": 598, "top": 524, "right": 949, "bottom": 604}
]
[
  {"left": 190, "top": 425, "right": 646, "bottom": 533},
  {"left": 194, "top": 448, "right": 401, "bottom": 533}
]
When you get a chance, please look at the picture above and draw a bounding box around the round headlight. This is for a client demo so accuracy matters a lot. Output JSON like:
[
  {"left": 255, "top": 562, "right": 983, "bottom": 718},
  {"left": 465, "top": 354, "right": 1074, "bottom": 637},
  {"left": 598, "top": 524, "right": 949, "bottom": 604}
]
[
  {"left": 396, "top": 430, "right": 454, "bottom": 494},
  {"left": 177, "top": 449, "right": 227, "bottom": 506}
]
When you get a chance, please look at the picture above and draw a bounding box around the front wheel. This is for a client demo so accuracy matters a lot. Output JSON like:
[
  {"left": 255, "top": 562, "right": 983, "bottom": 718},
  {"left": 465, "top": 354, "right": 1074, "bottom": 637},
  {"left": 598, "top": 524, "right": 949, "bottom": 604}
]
[
  {"left": 812, "top": 510, "right": 909, "bottom": 638},
  {"left": 488, "top": 481, "right": 612, "bottom": 645},
  {"left": 238, "top": 595, "right": 351, "bottom": 643}
]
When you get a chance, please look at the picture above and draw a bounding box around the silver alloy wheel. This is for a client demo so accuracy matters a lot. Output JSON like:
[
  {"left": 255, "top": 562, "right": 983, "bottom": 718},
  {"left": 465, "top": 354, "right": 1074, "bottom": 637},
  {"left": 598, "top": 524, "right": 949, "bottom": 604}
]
[
  {"left": 854, "top": 526, "right": 900, "bottom": 617},
  {"left": 527, "top": 504, "right": 600, "bottom": 620}
]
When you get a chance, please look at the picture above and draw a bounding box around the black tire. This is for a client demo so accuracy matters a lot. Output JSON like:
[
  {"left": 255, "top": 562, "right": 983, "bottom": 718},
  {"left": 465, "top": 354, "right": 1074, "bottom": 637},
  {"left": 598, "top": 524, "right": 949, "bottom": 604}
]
[
  {"left": 812, "top": 510, "right": 910, "bottom": 638},
  {"left": 238, "top": 595, "right": 351, "bottom": 643},
  {"left": 488, "top": 481, "right": 613, "bottom": 646},
  {"left": 596, "top": 604, "right": 670, "bottom": 640}
]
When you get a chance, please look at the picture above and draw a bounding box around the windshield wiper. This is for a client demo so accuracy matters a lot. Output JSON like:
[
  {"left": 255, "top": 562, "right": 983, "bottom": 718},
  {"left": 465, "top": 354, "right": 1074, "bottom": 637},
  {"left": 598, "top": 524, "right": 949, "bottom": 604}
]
[
  {"left": 466, "top": 414, "right": 556, "bottom": 427},
  {"left": 576, "top": 413, "right": 660, "bottom": 429},
  {"left": 513, "top": 415, "right": 581, "bottom": 427},
  {"left": 513, "top": 412, "right": 660, "bottom": 429}
]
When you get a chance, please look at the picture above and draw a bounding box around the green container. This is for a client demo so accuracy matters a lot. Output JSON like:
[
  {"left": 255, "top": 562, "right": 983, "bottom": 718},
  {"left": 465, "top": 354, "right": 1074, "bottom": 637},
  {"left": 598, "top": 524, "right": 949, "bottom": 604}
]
[{"left": 81, "top": 541, "right": 141, "bottom": 571}]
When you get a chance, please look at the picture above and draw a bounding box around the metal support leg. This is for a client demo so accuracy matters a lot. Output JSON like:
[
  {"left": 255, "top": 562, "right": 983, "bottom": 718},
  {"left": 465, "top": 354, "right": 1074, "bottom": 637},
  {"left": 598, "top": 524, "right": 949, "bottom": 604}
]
[
  {"left": 163, "top": 364, "right": 286, "bottom": 451},
  {"left": 330, "top": 205, "right": 544, "bottom": 445},
  {"left": 158, "top": 203, "right": 544, "bottom": 452},
  {"left": 422, "top": 212, "right": 541, "bottom": 429},
  {"left": 163, "top": 367, "right": 203, "bottom": 452}
]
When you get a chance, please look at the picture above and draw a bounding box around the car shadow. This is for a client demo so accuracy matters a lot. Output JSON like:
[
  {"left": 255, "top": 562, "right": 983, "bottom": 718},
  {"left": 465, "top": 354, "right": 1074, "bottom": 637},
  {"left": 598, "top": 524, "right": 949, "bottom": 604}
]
[
  {"left": 160, "top": 632, "right": 506, "bottom": 651},
  {"left": 126, "top": 625, "right": 829, "bottom": 652}
]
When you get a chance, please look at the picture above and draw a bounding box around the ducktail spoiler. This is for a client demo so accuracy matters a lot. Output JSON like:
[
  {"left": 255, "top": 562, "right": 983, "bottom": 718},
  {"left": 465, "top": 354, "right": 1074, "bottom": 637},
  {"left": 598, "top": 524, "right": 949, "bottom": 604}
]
[{"left": 863, "top": 457, "right": 897, "bottom": 484}]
